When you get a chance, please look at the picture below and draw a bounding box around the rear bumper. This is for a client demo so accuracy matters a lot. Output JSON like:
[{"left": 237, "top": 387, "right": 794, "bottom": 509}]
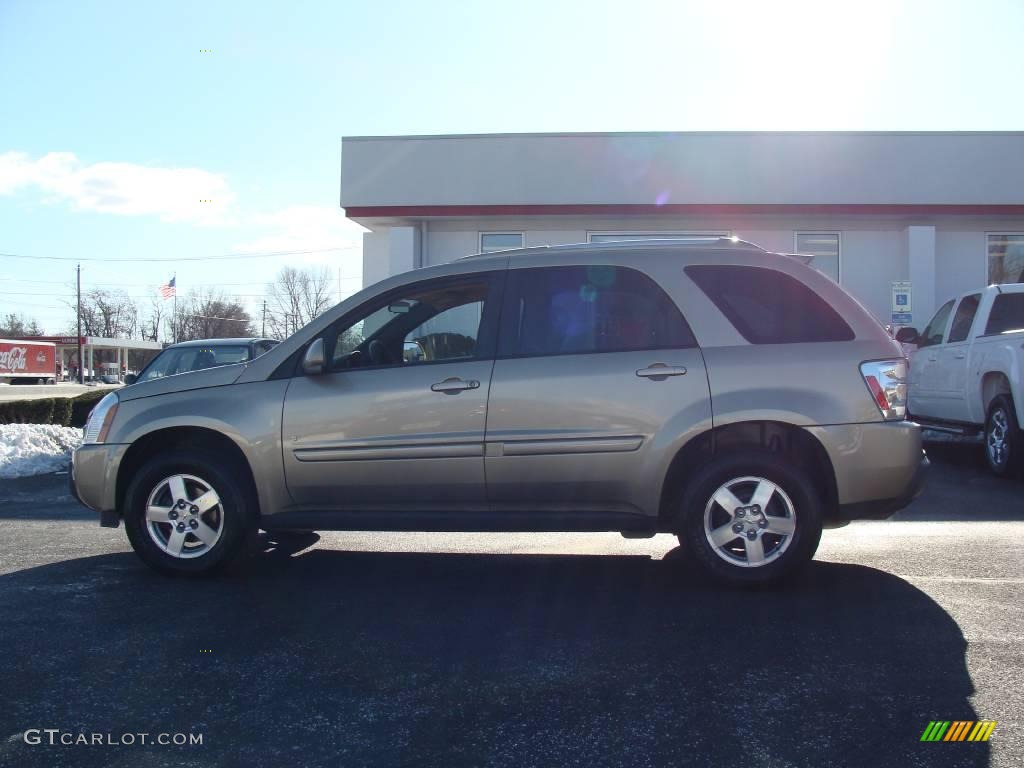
[
  {"left": 70, "top": 443, "right": 127, "bottom": 527},
  {"left": 806, "top": 420, "right": 927, "bottom": 520},
  {"left": 835, "top": 450, "right": 929, "bottom": 520}
]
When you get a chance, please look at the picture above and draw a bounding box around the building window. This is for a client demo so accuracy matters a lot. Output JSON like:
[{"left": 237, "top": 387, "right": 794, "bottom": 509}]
[
  {"left": 794, "top": 232, "right": 840, "bottom": 282},
  {"left": 480, "top": 232, "right": 523, "bottom": 253},
  {"left": 988, "top": 234, "right": 1024, "bottom": 284},
  {"left": 588, "top": 231, "right": 729, "bottom": 243}
]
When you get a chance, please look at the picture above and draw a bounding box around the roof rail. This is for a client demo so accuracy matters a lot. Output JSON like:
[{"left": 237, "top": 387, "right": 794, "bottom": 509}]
[{"left": 461, "top": 236, "right": 766, "bottom": 259}]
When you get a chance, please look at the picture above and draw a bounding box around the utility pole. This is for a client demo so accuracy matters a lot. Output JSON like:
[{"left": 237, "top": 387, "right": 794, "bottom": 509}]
[
  {"left": 76, "top": 263, "right": 83, "bottom": 384},
  {"left": 261, "top": 300, "right": 266, "bottom": 337}
]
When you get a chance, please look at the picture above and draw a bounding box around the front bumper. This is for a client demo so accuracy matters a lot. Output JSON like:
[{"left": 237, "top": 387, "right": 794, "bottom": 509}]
[
  {"left": 805, "top": 420, "right": 928, "bottom": 521},
  {"left": 70, "top": 443, "right": 128, "bottom": 527}
]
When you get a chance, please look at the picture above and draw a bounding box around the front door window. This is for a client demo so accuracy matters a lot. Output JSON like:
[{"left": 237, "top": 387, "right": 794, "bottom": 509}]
[
  {"left": 330, "top": 281, "right": 489, "bottom": 370},
  {"left": 919, "top": 300, "right": 955, "bottom": 348}
]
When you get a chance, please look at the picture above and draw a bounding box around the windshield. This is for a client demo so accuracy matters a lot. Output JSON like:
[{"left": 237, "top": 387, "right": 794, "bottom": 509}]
[{"left": 135, "top": 345, "right": 250, "bottom": 383}]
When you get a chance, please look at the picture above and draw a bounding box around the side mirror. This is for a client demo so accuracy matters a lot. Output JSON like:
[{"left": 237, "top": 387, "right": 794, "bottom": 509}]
[
  {"left": 895, "top": 327, "right": 919, "bottom": 344},
  {"left": 123, "top": 373, "right": 137, "bottom": 385},
  {"left": 302, "top": 338, "right": 327, "bottom": 375}
]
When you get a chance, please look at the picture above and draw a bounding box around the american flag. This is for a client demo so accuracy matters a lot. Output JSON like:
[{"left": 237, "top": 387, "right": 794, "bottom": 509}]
[{"left": 159, "top": 277, "right": 176, "bottom": 299}]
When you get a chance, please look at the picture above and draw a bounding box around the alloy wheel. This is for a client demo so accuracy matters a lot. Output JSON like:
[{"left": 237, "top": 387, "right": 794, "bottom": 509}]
[
  {"left": 144, "top": 474, "right": 224, "bottom": 559},
  {"left": 703, "top": 476, "right": 796, "bottom": 568},
  {"left": 987, "top": 408, "right": 1009, "bottom": 468}
]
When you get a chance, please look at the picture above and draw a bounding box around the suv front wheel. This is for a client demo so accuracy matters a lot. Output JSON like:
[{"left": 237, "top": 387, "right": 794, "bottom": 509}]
[
  {"left": 124, "top": 450, "right": 253, "bottom": 575},
  {"left": 677, "top": 451, "right": 823, "bottom": 586}
]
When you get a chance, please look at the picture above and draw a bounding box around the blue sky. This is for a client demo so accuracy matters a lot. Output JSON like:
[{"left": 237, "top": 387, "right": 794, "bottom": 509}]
[{"left": 1, "top": 0, "right": 1022, "bottom": 333}]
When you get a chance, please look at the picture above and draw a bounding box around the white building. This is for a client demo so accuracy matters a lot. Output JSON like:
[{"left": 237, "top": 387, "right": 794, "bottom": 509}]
[{"left": 340, "top": 131, "right": 1024, "bottom": 329}]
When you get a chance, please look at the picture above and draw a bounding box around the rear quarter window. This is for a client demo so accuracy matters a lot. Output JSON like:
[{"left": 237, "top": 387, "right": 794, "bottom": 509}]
[{"left": 686, "top": 265, "right": 855, "bottom": 344}]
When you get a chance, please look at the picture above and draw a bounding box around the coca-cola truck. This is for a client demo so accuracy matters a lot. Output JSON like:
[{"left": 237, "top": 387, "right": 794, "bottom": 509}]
[{"left": 0, "top": 339, "right": 57, "bottom": 384}]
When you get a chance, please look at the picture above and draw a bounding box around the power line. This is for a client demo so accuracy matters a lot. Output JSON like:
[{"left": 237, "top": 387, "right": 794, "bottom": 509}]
[
  {"left": 1, "top": 298, "right": 69, "bottom": 309},
  {"left": 0, "top": 245, "right": 359, "bottom": 263},
  {"left": 0, "top": 277, "right": 361, "bottom": 287},
  {"left": 4, "top": 290, "right": 272, "bottom": 298}
]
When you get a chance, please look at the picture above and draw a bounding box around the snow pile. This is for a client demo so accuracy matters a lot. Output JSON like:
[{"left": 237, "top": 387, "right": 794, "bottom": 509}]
[{"left": 0, "top": 424, "right": 83, "bottom": 479}]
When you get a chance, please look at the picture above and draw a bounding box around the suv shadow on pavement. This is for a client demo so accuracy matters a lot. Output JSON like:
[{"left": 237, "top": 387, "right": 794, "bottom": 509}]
[{"left": 0, "top": 545, "right": 987, "bottom": 768}]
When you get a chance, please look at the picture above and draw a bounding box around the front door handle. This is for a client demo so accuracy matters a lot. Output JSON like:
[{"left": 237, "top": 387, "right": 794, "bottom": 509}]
[
  {"left": 636, "top": 363, "right": 688, "bottom": 380},
  {"left": 954, "top": 353, "right": 966, "bottom": 359},
  {"left": 431, "top": 377, "right": 480, "bottom": 394}
]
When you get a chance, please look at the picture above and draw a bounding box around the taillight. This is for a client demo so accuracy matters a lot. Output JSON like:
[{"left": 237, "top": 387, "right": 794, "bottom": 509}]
[{"left": 860, "top": 359, "right": 907, "bottom": 420}]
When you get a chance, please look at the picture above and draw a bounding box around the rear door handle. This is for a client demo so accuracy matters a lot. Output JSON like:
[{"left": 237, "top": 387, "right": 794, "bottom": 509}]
[
  {"left": 955, "top": 353, "right": 966, "bottom": 359},
  {"left": 431, "top": 377, "right": 480, "bottom": 394},
  {"left": 636, "top": 363, "right": 688, "bottom": 379}
]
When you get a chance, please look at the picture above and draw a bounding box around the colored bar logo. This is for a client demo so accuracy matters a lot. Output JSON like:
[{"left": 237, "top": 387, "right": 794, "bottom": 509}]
[{"left": 920, "top": 720, "right": 997, "bottom": 742}]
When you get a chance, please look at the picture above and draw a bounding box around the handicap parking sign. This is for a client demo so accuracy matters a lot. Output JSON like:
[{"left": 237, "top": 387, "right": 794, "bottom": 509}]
[{"left": 892, "top": 281, "right": 912, "bottom": 314}]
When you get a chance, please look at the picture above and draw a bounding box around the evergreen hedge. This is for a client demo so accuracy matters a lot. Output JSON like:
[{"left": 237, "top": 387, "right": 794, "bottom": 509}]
[{"left": 0, "top": 390, "right": 107, "bottom": 427}]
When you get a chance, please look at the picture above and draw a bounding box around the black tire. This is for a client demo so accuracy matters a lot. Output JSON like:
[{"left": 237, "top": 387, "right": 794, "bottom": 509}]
[
  {"left": 984, "top": 394, "right": 1021, "bottom": 477},
  {"left": 675, "top": 451, "right": 823, "bottom": 587},
  {"left": 124, "top": 450, "right": 254, "bottom": 575}
]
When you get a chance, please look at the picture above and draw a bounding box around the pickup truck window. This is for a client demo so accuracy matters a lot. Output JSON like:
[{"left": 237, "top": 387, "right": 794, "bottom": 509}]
[
  {"left": 984, "top": 293, "right": 1024, "bottom": 336},
  {"left": 919, "top": 299, "right": 955, "bottom": 348},
  {"left": 947, "top": 294, "right": 981, "bottom": 343}
]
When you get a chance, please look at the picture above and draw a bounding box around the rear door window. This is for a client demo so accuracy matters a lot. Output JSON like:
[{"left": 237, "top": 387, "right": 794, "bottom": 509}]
[
  {"left": 498, "top": 265, "right": 696, "bottom": 357},
  {"left": 947, "top": 294, "right": 981, "bottom": 343},
  {"left": 685, "top": 265, "right": 854, "bottom": 344},
  {"left": 984, "top": 293, "right": 1024, "bottom": 336}
]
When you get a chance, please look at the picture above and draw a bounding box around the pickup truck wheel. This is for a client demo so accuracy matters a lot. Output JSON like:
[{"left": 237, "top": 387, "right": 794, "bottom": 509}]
[
  {"left": 676, "top": 452, "right": 822, "bottom": 586},
  {"left": 985, "top": 395, "right": 1021, "bottom": 477},
  {"left": 124, "top": 450, "right": 252, "bottom": 575}
]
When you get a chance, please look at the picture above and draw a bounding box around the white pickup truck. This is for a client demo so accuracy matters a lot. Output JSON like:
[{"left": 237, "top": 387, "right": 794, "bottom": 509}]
[{"left": 898, "top": 284, "right": 1024, "bottom": 476}]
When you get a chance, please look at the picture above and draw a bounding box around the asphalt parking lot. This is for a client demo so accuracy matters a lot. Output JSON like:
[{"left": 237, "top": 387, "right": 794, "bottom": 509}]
[{"left": 1, "top": 441, "right": 1021, "bottom": 768}]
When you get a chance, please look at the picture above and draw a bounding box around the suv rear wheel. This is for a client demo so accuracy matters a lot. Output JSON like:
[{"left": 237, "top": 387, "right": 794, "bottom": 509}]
[
  {"left": 676, "top": 451, "right": 823, "bottom": 586},
  {"left": 124, "top": 450, "right": 253, "bottom": 575}
]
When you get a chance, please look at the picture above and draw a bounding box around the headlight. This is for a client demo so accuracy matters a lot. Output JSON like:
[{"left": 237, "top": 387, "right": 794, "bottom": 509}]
[{"left": 83, "top": 392, "right": 119, "bottom": 444}]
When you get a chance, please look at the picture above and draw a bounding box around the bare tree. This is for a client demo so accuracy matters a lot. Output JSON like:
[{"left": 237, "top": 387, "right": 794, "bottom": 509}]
[
  {"left": 265, "top": 266, "right": 334, "bottom": 338},
  {"left": 69, "top": 289, "right": 139, "bottom": 338},
  {"left": 142, "top": 295, "right": 167, "bottom": 342},
  {"left": 0, "top": 312, "right": 44, "bottom": 336},
  {"left": 173, "top": 290, "right": 254, "bottom": 341}
]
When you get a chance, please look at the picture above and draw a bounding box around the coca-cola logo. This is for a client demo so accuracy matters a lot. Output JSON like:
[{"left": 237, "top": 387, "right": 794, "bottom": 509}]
[
  {"left": 36, "top": 351, "right": 47, "bottom": 364},
  {"left": 0, "top": 347, "right": 28, "bottom": 372}
]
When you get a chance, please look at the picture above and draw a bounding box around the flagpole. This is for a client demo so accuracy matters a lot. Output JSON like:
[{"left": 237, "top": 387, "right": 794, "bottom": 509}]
[{"left": 172, "top": 273, "right": 177, "bottom": 343}]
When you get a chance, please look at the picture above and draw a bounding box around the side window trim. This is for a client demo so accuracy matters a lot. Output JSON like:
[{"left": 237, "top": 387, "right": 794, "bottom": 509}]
[
  {"left": 315, "top": 271, "right": 505, "bottom": 375},
  {"left": 496, "top": 264, "right": 698, "bottom": 359}
]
